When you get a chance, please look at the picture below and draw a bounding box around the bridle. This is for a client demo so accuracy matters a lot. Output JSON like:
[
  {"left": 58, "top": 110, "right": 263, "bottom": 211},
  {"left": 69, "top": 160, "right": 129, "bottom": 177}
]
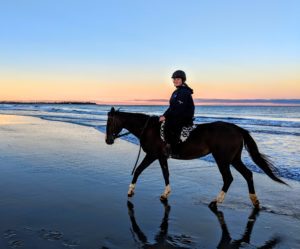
[
  {"left": 108, "top": 112, "right": 152, "bottom": 175},
  {"left": 108, "top": 114, "right": 130, "bottom": 140},
  {"left": 109, "top": 112, "right": 151, "bottom": 140}
]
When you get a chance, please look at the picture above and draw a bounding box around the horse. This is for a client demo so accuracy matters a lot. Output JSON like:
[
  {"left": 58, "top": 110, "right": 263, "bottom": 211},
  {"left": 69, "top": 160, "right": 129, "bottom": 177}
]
[{"left": 105, "top": 107, "right": 286, "bottom": 208}]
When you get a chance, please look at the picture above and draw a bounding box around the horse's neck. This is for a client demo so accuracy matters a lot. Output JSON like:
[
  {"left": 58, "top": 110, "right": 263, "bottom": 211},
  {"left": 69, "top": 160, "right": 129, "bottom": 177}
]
[{"left": 120, "top": 113, "right": 148, "bottom": 139}]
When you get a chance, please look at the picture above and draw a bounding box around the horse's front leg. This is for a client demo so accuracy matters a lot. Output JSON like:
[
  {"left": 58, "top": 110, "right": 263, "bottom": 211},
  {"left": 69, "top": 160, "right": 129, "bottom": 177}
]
[
  {"left": 158, "top": 157, "right": 171, "bottom": 201},
  {"left": 128, "top": 154, "right": 156, "bottom": 197}
]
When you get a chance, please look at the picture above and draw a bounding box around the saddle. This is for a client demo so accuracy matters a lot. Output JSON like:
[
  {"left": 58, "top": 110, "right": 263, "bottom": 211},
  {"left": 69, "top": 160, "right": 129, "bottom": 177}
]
[{"left": 160, "top": 121, "right": 197, "bottom": 143}]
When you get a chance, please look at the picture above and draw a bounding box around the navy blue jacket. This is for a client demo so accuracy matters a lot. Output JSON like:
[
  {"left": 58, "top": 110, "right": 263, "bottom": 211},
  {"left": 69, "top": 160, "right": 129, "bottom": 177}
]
[{"left": 163, "top": 84, "right": 195, "bottom": 123}]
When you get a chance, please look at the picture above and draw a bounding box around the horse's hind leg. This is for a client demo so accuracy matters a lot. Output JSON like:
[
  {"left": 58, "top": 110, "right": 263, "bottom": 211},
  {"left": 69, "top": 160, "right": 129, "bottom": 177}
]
[
  {"left": 211, "top": 155, "right": 233, "bottom": 206},
  {"left": 158, "top": 157, "right": 171, "bottom": 201},
  {"left": 232, "top": 157, "right": 260, "bottom": 208}
]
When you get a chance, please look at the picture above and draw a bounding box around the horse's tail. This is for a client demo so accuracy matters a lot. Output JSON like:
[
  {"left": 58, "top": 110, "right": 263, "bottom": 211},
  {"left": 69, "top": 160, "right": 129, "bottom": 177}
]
[{"left": 239, "top": 127, "right": 288, "bottom": 185}]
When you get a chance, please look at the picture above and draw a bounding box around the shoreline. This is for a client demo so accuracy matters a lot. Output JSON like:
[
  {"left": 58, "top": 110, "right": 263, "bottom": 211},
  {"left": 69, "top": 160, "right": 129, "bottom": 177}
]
[{"left": 0, "top": 114, "right": 299, "bottom": 248}]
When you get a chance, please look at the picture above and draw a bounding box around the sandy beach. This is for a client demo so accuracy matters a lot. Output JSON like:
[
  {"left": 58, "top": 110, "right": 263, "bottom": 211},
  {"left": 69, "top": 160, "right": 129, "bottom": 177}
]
[{"left": 0, "top": 114, "right": 299, "bottom": 249}]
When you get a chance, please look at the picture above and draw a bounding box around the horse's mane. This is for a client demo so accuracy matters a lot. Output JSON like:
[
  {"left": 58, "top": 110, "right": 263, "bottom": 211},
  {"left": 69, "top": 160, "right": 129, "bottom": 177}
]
[
  {"left": 115, "top": 110, "right": 151, "bottom": 118},
  {"left": 115, "top": 110, "right": 160, "bottom": 125}
]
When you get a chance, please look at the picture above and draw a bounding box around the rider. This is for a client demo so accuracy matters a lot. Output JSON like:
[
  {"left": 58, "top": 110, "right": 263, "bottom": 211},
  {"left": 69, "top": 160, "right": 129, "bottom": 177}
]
[{"left": 159, "top": 70, "right": 195, "bottom": 157}]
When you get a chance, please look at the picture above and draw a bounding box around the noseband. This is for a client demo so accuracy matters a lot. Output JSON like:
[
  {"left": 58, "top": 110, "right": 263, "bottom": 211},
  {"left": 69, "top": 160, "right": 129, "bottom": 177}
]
[{"left": 109, "top": 114, "right": 130, "bottom": 140}]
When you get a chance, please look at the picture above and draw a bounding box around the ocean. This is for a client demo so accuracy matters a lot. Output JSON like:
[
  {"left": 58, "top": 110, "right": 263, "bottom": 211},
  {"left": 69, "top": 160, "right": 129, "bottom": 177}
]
[{"left": 0, "top": 104, "right": 299, "bottom": 182}]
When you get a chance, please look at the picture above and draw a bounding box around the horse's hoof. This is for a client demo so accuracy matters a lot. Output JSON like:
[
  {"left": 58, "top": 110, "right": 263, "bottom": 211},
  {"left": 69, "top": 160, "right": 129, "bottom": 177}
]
[
  {"left": 253, "top": 200, "right": 260, "bottom": 210},
  {"left": 209, "top": 201, "right": 218, "bottom": 210},
  {"left": 249, "top": 207, "right": 260, "bottom": 221},
  {"left": 160, "top": 198, "right": 168, "bottom": 205}
]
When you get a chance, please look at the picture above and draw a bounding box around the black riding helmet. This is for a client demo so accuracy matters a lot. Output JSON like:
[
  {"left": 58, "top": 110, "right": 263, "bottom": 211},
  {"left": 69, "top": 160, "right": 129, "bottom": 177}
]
[{"left": 172, "top": 70, "right": 186, "bottom": 82}]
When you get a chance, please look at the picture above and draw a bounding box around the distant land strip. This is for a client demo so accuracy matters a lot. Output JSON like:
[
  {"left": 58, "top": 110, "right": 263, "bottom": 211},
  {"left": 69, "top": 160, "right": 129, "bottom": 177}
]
[{"left": 0, "top": 101, "right": 97, "bottom": 105}]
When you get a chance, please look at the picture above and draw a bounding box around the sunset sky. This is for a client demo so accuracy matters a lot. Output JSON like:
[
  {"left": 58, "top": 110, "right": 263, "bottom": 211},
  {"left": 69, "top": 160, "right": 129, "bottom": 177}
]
[{"left": 0, "top": 1, "right": 299, "bottom": 104}]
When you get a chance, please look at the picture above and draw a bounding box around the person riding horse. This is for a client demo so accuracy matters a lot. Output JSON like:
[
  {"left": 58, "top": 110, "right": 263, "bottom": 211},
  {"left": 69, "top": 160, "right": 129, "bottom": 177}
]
[
  {"left": 106, "top": 108, "right": 286, "bottom": 207},
  {"left": 159, "top": 70, "right": 195, "bottom": 157}
]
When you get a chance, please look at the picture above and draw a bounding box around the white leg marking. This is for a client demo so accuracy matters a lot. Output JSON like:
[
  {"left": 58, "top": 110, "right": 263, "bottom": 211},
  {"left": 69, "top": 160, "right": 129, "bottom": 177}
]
[
  {"left": 249, "top": 193, "right": 259, "bottom": 206},
  {"left": 161, "top": 184, "right": 171, "bottom": 199},
  {"left": 128, "top": 183, "right": 136, "bottom": 196},
  {"left": 216, "top": 191, "right": 226, "bottom": 203}
]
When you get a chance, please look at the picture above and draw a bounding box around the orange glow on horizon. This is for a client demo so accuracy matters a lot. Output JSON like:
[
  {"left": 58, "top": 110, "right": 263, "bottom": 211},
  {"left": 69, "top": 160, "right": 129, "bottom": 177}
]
[{"left": 1, "top": 67, "right": 299, "bottom": 103}]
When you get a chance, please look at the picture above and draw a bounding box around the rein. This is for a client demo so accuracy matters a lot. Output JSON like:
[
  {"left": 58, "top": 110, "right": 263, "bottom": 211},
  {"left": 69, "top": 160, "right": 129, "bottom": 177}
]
[
  {"left": 111, "top": 114, "right": 151, "bottom": 175},
  {"left": 115, "top": 131, "right": 131, "bottom": 138},
  {"left": 131, "top": 116, "right": 151, "bottom": 175}
]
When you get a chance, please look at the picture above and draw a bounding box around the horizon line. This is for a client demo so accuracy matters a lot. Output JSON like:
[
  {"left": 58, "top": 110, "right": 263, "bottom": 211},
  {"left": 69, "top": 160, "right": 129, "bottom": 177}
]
[{"left": 1, "top": 98, "right": 300, "bottom": 106}]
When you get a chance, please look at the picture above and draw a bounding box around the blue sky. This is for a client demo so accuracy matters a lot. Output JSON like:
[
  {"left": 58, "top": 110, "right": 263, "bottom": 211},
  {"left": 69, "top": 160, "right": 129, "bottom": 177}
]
[{"left": 0, "top": 0, "right": 299, "bottom": 101}]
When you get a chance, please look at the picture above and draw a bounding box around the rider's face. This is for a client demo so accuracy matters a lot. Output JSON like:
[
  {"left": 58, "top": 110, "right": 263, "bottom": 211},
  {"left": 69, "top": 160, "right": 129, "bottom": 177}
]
[{"left": 172, "top": 78, "right": 183, "bottom": 87}]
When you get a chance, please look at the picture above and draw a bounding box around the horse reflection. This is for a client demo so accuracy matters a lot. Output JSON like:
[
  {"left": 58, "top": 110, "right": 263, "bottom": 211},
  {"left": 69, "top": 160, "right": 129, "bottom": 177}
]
[
  {"left": 128, "top": 201, "right": 281, "bottom": 249},
  {"left": 209, "top": 205, "right": 281, "bottom": 249},
  {"left": 127, "top": 200, "right": 193, "bottom": 248}
]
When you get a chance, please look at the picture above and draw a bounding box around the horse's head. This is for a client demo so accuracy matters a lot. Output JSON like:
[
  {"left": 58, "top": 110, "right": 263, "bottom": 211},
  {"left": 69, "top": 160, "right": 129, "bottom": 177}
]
[{"left": 105, "top": 107, "right": 123, "bottom": 145}]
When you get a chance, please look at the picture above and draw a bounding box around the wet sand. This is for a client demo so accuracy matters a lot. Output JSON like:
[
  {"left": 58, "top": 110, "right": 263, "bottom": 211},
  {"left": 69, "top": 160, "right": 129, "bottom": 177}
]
[{"left": 0, "top": 114, "right": 299, "bottom": 249}]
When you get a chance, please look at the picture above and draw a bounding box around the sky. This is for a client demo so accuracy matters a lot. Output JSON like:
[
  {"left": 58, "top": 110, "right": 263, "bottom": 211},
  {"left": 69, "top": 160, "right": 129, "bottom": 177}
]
[{"left": 0, "top": 0, "right": 299, "bottom": 104}]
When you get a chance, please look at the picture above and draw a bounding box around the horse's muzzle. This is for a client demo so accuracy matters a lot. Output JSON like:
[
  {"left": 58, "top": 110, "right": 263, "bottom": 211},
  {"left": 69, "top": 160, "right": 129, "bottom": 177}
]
[{"left": 105, "top": 137, "right": 114, "bottom": 145}]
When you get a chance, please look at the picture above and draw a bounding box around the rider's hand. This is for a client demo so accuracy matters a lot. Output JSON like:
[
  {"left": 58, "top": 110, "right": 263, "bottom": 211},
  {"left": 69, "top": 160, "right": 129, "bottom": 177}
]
[{"left": 159, "top": 116, "right": 166, "bottom": 122}]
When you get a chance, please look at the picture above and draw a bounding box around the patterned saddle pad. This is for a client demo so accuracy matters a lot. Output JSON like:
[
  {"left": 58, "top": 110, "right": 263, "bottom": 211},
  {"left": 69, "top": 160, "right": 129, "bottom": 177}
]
[{"left": 160, "top": 121, "right": 197, "bottom": 143}]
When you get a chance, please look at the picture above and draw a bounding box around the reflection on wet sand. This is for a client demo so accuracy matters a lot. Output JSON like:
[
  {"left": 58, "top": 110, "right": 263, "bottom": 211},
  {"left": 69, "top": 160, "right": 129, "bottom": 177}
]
[
  {"left": 127, "top": 201, "right": 282, "bottom": 249},
  {"left": 127, "top": 200, "right": 193, "bottom": 248},
  {"left": 209, "top": 205, "right": 281, "bottom": 249}
]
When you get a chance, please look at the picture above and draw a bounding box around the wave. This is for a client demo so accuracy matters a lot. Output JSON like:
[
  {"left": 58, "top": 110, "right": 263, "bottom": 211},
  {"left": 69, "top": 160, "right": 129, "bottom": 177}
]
[
  {"left": 45, "top": 108, "right": 107, "bottom": 116},
  {"left": 39, "top": 115, "right": 106, "bottom": 122},
  {"left": 194, "top": 115, "right": 300, "bottom": 128},
  {"left": 249, "top": 129, "right": 300, "bottom": 136},
  {"left": 0, "top": 104, "right": 108, "bottom": 116},
  {"left": 1, "top": 104, "right": 299, "bottom": 128},
  {"left": 1, "top": 107, "right": 299, "bottom": 137}
]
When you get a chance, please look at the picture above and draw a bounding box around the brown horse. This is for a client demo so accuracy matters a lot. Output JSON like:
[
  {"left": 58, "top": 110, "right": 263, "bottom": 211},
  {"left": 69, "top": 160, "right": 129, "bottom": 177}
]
[{"left": 105, "top": 107, "right": 286, "bottom": 208}]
